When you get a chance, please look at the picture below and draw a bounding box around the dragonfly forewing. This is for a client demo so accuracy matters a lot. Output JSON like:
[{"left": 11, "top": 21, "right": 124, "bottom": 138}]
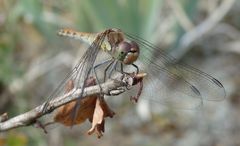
[
  {"left": 124, "top": 31, "right": 226, "bottom": 108},
  {"left": 43, "top": 30, "right": 108, "bottom": 117}
]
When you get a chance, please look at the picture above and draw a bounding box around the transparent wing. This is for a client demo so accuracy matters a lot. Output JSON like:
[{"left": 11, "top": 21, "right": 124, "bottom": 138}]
[
  {"left": 44, "top": 32, "right": 106, "bottom": 113},
  {"left": 135, "top": 60, "right": 203, "bottom": 109},
  {"left": 125, "top": 32, "right": 226, "bottom": 109}
]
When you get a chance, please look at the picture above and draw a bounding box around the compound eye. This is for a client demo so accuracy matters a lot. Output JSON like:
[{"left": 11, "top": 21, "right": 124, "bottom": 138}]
[
  {"left": 129, "top": 41, "right": 139, "bottom": 53},
  {"left": 118, "top": 41, "right": 131, "bottom": 54}
]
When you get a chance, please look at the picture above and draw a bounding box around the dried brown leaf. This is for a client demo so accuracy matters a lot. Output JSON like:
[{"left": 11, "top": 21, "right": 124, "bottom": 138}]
[
  {"left": 87, "top": 97, "right": 115, "bottom": 138},
  {"left": 54, "top": 77, "right": 115, "bottom": 138},
  {"left": 54, "top": 77, "right": 97, "bottom": 126}
]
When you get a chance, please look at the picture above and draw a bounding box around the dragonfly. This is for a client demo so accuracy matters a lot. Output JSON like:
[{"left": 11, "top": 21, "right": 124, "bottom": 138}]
[{"left": 43, "top": 28, "right": 226, "bottom": 122}]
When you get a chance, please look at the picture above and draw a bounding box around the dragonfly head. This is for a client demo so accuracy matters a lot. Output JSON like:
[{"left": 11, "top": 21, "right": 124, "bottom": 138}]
[{"left": 115, "top": 41, "right": 140, "bottom": 65}]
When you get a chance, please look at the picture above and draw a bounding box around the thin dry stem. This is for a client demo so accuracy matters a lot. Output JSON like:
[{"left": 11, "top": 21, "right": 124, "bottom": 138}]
[{"left": 0, "top": 74, "right": 132, "bottom": 132}]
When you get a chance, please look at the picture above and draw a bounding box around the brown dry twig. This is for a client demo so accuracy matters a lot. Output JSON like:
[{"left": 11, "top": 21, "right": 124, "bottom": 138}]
[{"left": 0, "top": 73, "right": 146, "bottom": 132}]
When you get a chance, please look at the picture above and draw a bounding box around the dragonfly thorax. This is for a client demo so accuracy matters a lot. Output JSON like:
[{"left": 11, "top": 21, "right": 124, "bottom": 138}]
[{"left": 111, "top": 41, "right": 140, "bottom": 65}]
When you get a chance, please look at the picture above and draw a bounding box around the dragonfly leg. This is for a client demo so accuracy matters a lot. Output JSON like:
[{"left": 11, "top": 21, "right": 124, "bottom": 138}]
[
  {"left": 120, "top": 63, "right": 124, "bottom": 73},
  {"left": 103, "top": 60, "right": 115, "bottom": 82},
  {"left": 111, "top": 62, "right": 124, "bottom": 73},
  {"left": 93, "top": 59, "right": 113, "bottom": 71},
  {"left": 118, "top": 62, "right": 139, "bottom": 74},
  {"left": 93, "top": 59, "right": 113, "bottom": 93},
  {"left": 110, "top": 61, "right": 122, "bottom": 73},
  {"left": 107, "top": 60, "right": 118, "bottom": 79},
  {"left": 132, "top": 63, "right": 139, "bottom": 74}
]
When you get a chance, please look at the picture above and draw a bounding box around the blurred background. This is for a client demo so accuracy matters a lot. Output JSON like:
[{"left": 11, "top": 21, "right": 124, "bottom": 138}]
[{"left": 0, "top": 0, "right": 240, "bottom": 145}]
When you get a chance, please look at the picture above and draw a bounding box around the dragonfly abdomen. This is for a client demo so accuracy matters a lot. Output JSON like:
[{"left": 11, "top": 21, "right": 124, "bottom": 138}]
[
  {"left": 58, "top": 28, "right": 114, "bottom": 53},
  {"left": 58, "top": 28, "right": 97, "bottom": 46}
]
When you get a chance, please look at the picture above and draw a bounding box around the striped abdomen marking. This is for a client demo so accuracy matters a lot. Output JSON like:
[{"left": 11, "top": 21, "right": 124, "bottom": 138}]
[
  {"left": 58, "top": 28, "right": 97, "bottom": 46},
  {"left": 57, "top": 28, "right": 111, "bottom": 52}
]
